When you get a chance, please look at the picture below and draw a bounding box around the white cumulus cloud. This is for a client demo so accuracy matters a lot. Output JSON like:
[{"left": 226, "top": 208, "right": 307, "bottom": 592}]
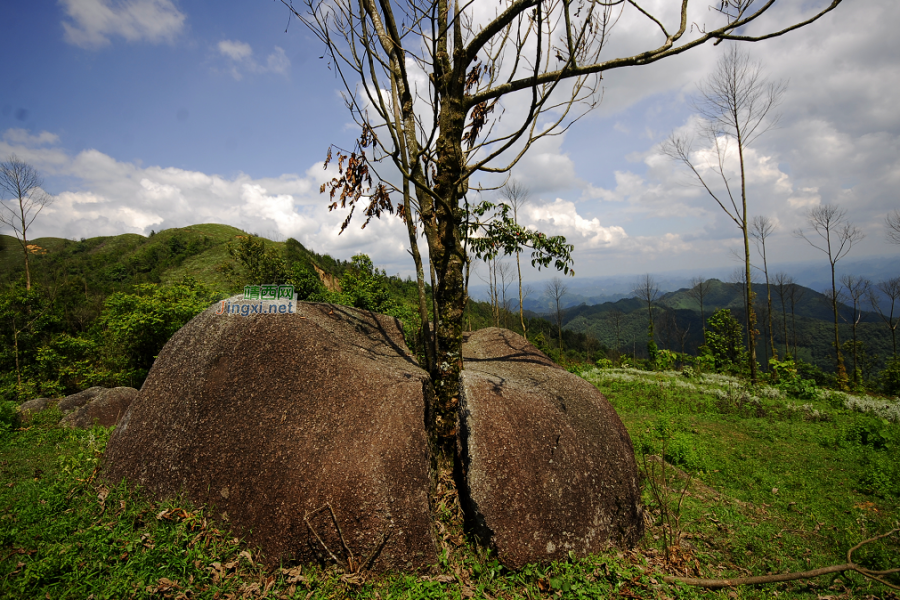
[
  {"left": 60, "top": 0, "right": 186, "bottom": 49},
  {"left": 216, "top": 40, "right": 291, "bottom": 80},
  {"left": 526, "top": 198, "right": 628, "bottom": 249},
  {"left": 217, "top": 39, "right": 252, "bottom": 61},
  {"left": 1, "top": 127, "right": 414, "bottom": 273}
]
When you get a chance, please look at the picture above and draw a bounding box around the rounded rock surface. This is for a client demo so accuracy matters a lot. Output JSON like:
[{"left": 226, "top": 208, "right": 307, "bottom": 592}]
[
  {"left": 103, "top": 300, "right": 438, "bottom": 570},
  {"left": 459, "top": 328, "right": 644, "bottom": 568}
]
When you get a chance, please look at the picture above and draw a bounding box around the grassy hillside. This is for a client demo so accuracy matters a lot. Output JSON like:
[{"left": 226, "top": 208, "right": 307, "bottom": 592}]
[
  {"left": 0, "top": 224, "right": 356, "bottom": 295},
  {"left": 1, "top": 366, "right": 897, "bottom": 598},
  {"left": 3, "top": 223, "right": 583, "bottom": 401},
  {"left": 1, "top": 226, "right": 897, "bottom": 597}
]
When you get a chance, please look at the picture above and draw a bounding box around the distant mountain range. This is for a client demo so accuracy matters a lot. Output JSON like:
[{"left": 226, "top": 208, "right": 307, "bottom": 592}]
[
  {"left": 556, "top": 278, "right": 896, "bottom": 375},
  {"left": 2, "top": 226, "right": 895, "bottom": 376},
  {"left": 470, "top": 253, "right": 898, "bottom": 313}
]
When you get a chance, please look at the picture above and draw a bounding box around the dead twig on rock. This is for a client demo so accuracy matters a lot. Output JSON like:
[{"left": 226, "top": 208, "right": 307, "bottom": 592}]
[
  {"left": 664, "top": 528, "right": 900, "bottom": 590},
  {"left": 305, "top": 503, "right": 354, "bottom": 571},
  {"left": 304, "top": 503, "right": 391, "bottom": 576},
  {"left": 359, "top": 531, "right": 391, "bottom": 573}
]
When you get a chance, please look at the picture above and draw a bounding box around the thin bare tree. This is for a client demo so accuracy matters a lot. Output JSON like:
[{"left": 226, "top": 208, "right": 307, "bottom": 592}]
[
  {"left": 754, "top": 292, "right": 770, "bottom": 369},
  {"left": 869, "top": 277, "right": 900, "bottom": 358},
  {"left": 794, "top": 205, "right": 864, "bottom": 386},
  {"left": 633, "top": 274, "right": 661, "bottom": 357},
  {"left": 0, "top": 155, "right": 54, "bottom": 290},
  {"left": 498, "top": 260, "right": 514, "bottom": 329},
  {"left": 476, "top": 256, "right": 512, "bottom": 327},
  {"left": 521, "top": 283, "right": 534, "bottom": 336},
  {"left": 687, "top": 276, "right": 713, "bottom": 344},
  {"left": 751, "top": 215, "right": 777, "bottom": 361},
  {"left": 787, "top": 279, "right": 807, "bottom": 359},
  {"left": 773, "top": 272, "right": 793, "bottom": 358},
  {"left": 886, "top": 209, "right": 900, "bottom": 245},
  {"left": 545, "top": 277, "right": 568, "bottom": 352},
  {"left": 663, "top": 47, "right": 786, "bottom": 383},
  {"left": 607, "top": 308, "right": 624, "bottom": 355},
  {"left": 730, "top": 265, "right": 754, "bottom": 349},
  {"left": 501, "top": 181, "right": 531, "bottom": 339},
  {"left": 840, "top": 274, "right": 870, "bottom": 382},
  {"left": 279, "top": 0, "right": 846, "bottom": 465}
]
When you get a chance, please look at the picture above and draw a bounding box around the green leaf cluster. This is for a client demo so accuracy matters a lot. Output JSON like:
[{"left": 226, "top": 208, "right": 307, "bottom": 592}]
[{"left": 467, "top": 201, "right": 574, "bottom": 275}]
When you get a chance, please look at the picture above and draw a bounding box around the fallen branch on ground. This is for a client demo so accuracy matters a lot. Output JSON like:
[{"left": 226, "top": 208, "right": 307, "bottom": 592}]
[{"left": 664, "top": 528, "right": 900, "bottom": 590}]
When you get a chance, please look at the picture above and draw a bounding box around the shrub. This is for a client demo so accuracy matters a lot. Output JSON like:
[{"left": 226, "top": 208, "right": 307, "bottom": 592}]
[
  {"left": 771, "top": 358, "right": 821, "bottom": 401},
  {"left": 702, "top": 309, "right": 747, "bottom": 374},
  {"left": 654, "top": 349, "right": 678, "bottom": 371},
  {"left": 880, "top": 356, "right": 900, "bottom": 397},
  {"left": 340, "top": 254, "right": 394, "bottom": 313},
  {"left": 845, "top": 417, "right": 889, "bottom": 450},
  {"left": 0, "top": 400, "right": 18, "bottom": 433},
  {"left": 796, "top": 359, "right": 833, "bottom": 388},
  {"left": 100, "top": 277, "right": 222, "bottom": 372}
]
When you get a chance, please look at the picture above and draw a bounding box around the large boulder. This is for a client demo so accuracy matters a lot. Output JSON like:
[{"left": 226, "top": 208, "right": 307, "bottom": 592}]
[
  {"left": 60, "top": 387, "right": 138, "bottom": 429},
  {"left": 103, "top": 301, "right": 438, "bottom": 571},
  {"left": 17, "top": 387, "right": 108, "bottom": 424},
  {"left": 16, "top": 398, "right": 55, "bottom": 423},
  {"left": 459, "top": 328, "right": 643, "bottom": 569},
  {"left": 57, "top": 386, "right": 107, "bottom": 413}
]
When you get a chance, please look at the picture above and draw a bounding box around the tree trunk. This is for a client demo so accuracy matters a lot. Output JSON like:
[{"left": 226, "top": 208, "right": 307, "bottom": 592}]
[
  {"left": 428, "top": 65, "right": 468, "bottom": 460},
  {"left": 737, "top": 139, "right": 758, "bottom": 383},
  {"left": 830, "top": 265, "right": 848, "bottom": 388},
  {"left": 762, "top": 255, "right": 775, "bottom": 362},
  {"left": 782, "top": 307, "right": 789, "bottom": 359},
  {"left": 401, "top": 179, "right": 434, "bottom": 373},
  {"left": 389, "top": 64, "right": 434, "bottom": 374},
  {"left": 517, "top": 249, "right": 526, "bottom": 339}
]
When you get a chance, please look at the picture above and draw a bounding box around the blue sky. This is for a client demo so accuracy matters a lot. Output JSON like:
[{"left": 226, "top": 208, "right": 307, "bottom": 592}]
[{"left": 1, "top": 0, "right": 898, "bottom": 288}]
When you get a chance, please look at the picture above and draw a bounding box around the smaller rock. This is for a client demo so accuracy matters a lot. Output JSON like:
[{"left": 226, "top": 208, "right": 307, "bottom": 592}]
[
  {"left": 16, "top": 398, "right": 55, "bottom": 422},
  {"left": 58, "top": 387, "right": 107, "bottom": 413},
  {"left": 60, "top": 387, "right": 138, "bottom": 429}
]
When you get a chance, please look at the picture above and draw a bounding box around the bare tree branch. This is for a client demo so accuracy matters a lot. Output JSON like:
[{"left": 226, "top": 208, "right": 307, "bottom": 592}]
[
  {"left": 886, "top": 209, "right": 900, "bottom": 245},
  {"left": 664, "top": 528, "right": 900, "bottom": 590}
]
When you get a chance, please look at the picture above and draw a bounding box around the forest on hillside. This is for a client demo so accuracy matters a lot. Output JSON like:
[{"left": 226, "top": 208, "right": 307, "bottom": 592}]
[
  {"left": 0, "top": 225, "right": 897, "bottom": 412},
  {"left": 0, "top": 225, "right": 594, "bottom": 405}
]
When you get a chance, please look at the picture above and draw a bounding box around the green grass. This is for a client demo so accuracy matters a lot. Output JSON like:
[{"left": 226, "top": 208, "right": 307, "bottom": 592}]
[
  {"left": 1, "top": 370, "right": 898, "bottom": 599},
  {"left": 582, "top": 366, "right": 900, "bottom": 597}
]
